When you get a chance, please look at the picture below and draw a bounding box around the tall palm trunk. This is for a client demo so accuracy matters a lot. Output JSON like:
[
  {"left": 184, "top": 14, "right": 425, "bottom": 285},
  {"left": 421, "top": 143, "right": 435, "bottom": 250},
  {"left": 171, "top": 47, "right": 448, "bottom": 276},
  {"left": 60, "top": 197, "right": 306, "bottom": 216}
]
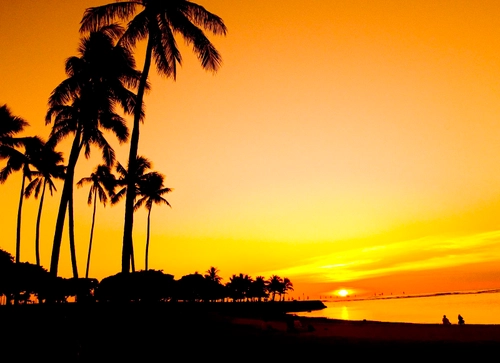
[
  {"left": 16, "top": 173, "right": 27, "bottom": 264},
  {"left": 145, "top": 206, "right": 152, "bottom": 271},
  {"left": 50, "top": 128, "right": 82, "bottom": 276},
  {"left": 122, "top": 35, "right": 154, "bottom": 274},
  {"left": 68, "top": 191, "right": 79, "bottom": 278},
  {"left": 34, "top": 179, "right": 47, "bottom": 266},
  {"left": 85, "top": 189, "right": 97, "bottom": 278},
  {"left": 14, "top": 173, "right": 27, "bottom": 306}
]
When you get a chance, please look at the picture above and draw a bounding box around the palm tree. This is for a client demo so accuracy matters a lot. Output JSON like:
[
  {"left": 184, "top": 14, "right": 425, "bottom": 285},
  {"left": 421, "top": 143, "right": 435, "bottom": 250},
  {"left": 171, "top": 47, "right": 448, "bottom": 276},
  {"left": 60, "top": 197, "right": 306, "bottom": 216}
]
[
  {"left": 204, "top": 267, "right": 222, "bottom": 284},
  {"left": 134, "top": 172, "right": 172, "bottom": 271},
  {"left": 77, "top": 164, "right": 116, "bottom": 278},
  {"left": 0, "top": 105, "right": 29, "bottom": 264},
  {"left": 80, "top": 0, "right": 227, "bottom": 274},
  {"left": 24, "top": 144, "right": 65, "bottom": 266},
  {"left": 267, "top": 275, "right": 283, "bottom": 302},
  {"left": 0, "top": 136, "right": 44, "bottom": 264},
  {"left": 280, "top": 277, "right": 294, "bottom": 301},
  {"left": 227, "top": 273, "right": 253, "bottom": 302},
  {"left": 249, "top": 276, "right": 268, "bottom": 302},
  {"left": 112, "top": 156, "right": 153, "bottom": 272},
  {"left": 204, "top": 267, "right": 224, "bottom": 302},
  {"left": 47, "top": 25, "right": 140, "bottom": 277}
]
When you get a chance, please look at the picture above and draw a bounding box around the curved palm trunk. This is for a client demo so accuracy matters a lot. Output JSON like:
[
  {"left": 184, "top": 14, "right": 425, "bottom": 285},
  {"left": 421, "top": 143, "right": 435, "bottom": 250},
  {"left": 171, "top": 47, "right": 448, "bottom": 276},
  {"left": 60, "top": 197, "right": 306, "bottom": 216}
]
[
  {"left": 130, "top": 239, "right": 135, "bottom": 272},
  {"left": 50, "top": 128, "right": 82, "bottom": 276},
  {"left": 68, "top": 190, "right": 79, "bottom": 278},
  {"left": 145, "top": 206, "right": 151, "bottom": 271},
  {"left": 122, "top": 35, "right": 154, "bottom": 274},
  {"left": 15, "top": 174, "right": 26, "bottom": 263},
  {"left": 34, "top": 179, "right": 47, "bottom": 266},
  {"left": 14, "top": 173, "right": 27, "bottom": 306},
  {"left": 85, "top": 189, "right": 97, "bottom": 279}
]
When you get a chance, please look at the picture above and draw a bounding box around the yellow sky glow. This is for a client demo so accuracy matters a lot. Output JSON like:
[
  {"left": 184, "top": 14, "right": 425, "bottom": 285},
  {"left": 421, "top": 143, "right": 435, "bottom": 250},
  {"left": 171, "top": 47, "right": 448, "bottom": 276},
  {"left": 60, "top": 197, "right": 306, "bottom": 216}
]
[{"left": 2, "top": 1, "right": 500, "bottom": 297}]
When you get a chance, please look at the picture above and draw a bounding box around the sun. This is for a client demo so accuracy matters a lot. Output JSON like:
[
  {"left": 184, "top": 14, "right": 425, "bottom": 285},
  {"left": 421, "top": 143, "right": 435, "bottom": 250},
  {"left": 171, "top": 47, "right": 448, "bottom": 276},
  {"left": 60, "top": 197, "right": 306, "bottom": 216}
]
[{"left": 337, "top": 289, "right": 349, "bottom": 297}]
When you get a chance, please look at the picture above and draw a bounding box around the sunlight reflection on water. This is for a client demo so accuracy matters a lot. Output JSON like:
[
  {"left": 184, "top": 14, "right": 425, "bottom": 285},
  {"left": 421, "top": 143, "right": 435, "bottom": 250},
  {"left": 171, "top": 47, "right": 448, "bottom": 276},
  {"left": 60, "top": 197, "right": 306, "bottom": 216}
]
[{"left": 297, "top": 291, "right": 500, "bottom": 324}]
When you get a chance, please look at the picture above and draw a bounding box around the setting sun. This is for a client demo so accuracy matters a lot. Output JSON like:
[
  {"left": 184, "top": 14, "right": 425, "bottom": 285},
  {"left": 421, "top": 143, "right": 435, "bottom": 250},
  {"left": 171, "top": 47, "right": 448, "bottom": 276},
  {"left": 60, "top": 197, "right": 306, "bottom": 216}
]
[{"left": 337, "top": 289, "right": 349, "bottom": 297}]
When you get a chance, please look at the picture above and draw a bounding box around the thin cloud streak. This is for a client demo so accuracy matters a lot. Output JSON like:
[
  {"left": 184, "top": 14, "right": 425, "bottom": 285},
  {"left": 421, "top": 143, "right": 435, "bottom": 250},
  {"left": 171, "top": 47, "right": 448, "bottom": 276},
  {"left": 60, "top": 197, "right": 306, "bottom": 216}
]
[{"left": 260, "top": 230, "right": 500, "bottom": 283}]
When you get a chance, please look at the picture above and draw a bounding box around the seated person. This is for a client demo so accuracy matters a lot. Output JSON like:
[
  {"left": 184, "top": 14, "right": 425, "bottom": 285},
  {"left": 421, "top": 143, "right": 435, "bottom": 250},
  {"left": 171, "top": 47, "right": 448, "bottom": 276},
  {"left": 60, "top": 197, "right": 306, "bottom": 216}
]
[
  {"left": 458, "top": 314, "right": 465, "bottom": 325},
  {"left": 442, "top": 315, "right": 451, "bottom": 325}
]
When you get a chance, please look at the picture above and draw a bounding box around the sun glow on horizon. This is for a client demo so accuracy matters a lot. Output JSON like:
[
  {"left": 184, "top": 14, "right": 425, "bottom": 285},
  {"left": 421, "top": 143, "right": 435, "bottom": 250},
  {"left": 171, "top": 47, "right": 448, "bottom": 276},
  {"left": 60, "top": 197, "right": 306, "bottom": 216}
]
[{"left": 337, "top": 289, "right": 349, "bottom": 297}]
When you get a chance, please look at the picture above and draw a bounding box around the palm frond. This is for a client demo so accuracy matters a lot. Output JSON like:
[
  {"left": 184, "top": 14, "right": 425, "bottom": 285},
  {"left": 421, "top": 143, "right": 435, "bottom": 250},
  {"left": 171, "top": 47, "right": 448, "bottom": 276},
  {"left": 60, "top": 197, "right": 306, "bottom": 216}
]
[
  {"left": 169, "top": 14, "right": 222, "bottom": 72},
  {"left": 118, "top": 9, "right": 149, "bottom": 49},
  {"left": 183, "top": 2, "right": 227, "bottom": 36},
  {"left": 80, "top": 2, "right": 140, "bottom": 33}
]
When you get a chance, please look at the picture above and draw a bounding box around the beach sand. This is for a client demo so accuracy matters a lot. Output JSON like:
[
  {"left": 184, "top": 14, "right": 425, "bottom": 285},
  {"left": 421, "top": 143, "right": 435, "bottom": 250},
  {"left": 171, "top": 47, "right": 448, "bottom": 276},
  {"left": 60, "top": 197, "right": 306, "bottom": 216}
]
[
  {"left": 2, "top": 304, "right": 499, "bottom": 360},
  {"left": 233, "top": 315, "right": 500, "bottom": 342}
]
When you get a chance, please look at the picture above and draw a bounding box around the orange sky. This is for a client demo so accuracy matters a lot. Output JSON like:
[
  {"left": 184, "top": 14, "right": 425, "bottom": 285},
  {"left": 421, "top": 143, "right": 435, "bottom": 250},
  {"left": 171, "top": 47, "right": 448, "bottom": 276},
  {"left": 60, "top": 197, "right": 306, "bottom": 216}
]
[{"left": 2, "top": 0, "right": 500, "bottom": 298}]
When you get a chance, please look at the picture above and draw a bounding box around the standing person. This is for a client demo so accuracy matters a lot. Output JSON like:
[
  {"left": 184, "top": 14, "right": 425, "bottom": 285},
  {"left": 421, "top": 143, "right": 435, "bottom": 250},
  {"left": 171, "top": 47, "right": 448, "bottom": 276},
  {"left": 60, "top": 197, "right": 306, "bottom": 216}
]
[{"left": 458, "top": 314, "right": 465, "bottom": 325}]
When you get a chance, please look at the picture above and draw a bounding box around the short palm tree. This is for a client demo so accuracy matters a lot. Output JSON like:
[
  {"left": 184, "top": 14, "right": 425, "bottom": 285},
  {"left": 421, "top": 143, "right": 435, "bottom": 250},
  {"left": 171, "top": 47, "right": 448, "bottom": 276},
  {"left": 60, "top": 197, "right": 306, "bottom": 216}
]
[
  {"left": 281, "top": 277, "right": 294, "bottom": 301},
  {"left": 204, "top": 267, "right": 222, "bottom": 284},
  {"left": 268, "top": 275, "right": 283, "bottom": 302},
  {"left": 112, "top": 156, "right": 153, "bottom": 272},
  {"left": 0, "top": 104, "right": 29, "bottom": 264},
  {"left": 24, "top": 144, "right": 65, "bottom": 266},
  {"left": 135, "top": 172, "right": 172, "bottom": 271},
  {"left": 47, "top": 25, "right": 140, "bottom": 277},
  {"left": 250, "top": 276, "right": 269, "bottom": 302},
  {"left": 77, "top": 164, "right": 116, "bottom": 278},
  {"left": 80, "top": 0, "right": 227, "bottom": 274},
  {"left": 227, "top": 274, "right": 253, "bottom": 302},
  {"left": 0, "top": 136, "right": 44, "bottom": 264}
]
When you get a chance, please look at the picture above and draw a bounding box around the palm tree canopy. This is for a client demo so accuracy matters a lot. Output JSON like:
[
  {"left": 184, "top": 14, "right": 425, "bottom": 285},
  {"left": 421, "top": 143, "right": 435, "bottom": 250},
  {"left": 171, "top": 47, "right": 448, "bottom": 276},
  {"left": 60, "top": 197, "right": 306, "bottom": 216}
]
[
  {"left": 49, "top": 24, "right": 142, "bottom": 112},
  {"left": 112, "top": 155, "right": 154, "bottom": 204},
  {"left": 25, "top": 144, "right": 65, "bottom": 199},
  {"left": 134, "top": 171, "right": 172, "bottom": 211},
  {"left": 46, "top": 25, "right": 141, "bottom": 166},
  {"left": 0, "top": 105, "right": 29, "bottom": 146},
  {"left": 77, "top": 164, "right": 116, "bottom": 206},
  {"left": 0, "top": 136, "right": 44, "bottom": 183},
  {"left": 204, "top": 266, "right": 222, "bottom": 283},
  {"left": 80, "top": 0, "right": 227, "bottom": 79}
]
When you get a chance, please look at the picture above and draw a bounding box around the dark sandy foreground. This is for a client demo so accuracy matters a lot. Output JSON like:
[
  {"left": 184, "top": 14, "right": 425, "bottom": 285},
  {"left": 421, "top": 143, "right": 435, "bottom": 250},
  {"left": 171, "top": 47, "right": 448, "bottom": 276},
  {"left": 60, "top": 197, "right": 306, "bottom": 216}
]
[{"left": 1, "top": 303, "right": 500, "bottom": 360}]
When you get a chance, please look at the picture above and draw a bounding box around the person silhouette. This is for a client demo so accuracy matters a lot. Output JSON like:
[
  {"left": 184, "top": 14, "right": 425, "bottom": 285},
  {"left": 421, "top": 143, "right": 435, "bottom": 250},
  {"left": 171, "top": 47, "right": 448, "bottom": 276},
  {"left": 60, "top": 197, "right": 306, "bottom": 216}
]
[
  {"left": 442, "top": 315, "right": 451, "bottom": 325},
  {"left": 458, "top": 314, "right": 465, "bottom": 325}
]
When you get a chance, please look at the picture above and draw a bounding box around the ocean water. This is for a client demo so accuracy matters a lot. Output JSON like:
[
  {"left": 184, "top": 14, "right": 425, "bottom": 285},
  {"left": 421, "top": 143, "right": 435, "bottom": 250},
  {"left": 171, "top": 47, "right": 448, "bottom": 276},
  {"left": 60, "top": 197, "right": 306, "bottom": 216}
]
[{"left": 296, "top": 290, "right": 500, "bottom": 325}]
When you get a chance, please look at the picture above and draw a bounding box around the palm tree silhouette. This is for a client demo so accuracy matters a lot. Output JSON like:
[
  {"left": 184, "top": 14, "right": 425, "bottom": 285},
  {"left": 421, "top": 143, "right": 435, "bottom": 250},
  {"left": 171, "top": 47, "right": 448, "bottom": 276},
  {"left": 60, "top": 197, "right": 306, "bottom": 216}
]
[
  {"left": 77, "top": 164, "right": 116, "bottom": 278},
  {"left": 204, "top": 267, "right": 224, "bottom": 302},
  {"left": 250, "top": 276, "right": 269, "bottom": 302},
  {"left": 0, "top": 136, "right": 44, "bottom": 264},
  {"left": 268, "top": 275, "right": 283, "bottom": 302},
  {"left": 134, "top": 172, "right": 172, "bottom": 271},
  {"left": 24, "top": 144, "right": 65, "bottom": 266},
  {"left": 47, "top": 25, "right": 140, "bottom": 277},
  {"left": 281, "top": 277, "right": 294, "bottom": 301},
  {"left": 112, "top": 156, "right": 153, "bottom": 272},
  {"left": 205, "top": 267, "right": 222, "bottom": 284},
  {"left": 0, "top": 105, "right": 29, "bottom": 264},
  {"left": 227, "top": 273, "right": 253, "bottom": 302},
  {"left": 80, "top": 0, "right": 227, "bottom": 274}
]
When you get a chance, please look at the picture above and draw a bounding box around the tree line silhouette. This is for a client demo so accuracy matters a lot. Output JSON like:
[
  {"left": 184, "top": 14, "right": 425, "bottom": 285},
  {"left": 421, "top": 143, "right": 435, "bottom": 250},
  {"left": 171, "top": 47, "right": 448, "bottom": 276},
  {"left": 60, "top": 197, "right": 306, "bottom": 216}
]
[
  {"left": 0, "top": 249, "right": 294, "bottom": 305},
  {"left": 0, "top": 0, "right": 227, "bottom": 282}
]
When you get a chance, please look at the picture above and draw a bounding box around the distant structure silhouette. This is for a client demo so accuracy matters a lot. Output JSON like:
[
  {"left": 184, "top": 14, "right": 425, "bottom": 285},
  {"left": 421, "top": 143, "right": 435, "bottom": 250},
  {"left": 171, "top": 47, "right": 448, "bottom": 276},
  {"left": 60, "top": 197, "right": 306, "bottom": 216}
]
[{"left": 442, "top": 315, "right": 451, "bottom": 325}]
